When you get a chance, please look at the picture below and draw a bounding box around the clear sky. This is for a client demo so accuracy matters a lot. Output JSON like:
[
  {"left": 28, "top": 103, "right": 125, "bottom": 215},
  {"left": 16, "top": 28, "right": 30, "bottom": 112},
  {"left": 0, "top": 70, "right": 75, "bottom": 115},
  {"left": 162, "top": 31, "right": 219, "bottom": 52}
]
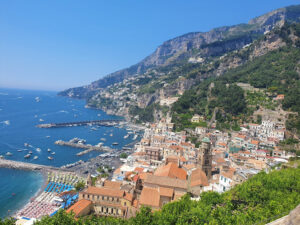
[{"left": 1, "top": 0, "right": 299, "bottom": 91}]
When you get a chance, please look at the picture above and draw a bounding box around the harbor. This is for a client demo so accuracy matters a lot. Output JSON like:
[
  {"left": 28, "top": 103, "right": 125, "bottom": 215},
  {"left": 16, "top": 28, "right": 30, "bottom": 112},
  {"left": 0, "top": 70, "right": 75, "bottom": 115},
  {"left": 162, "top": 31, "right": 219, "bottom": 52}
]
[{"left": 36, "top": 119, "right": 123, "bottom": 128}]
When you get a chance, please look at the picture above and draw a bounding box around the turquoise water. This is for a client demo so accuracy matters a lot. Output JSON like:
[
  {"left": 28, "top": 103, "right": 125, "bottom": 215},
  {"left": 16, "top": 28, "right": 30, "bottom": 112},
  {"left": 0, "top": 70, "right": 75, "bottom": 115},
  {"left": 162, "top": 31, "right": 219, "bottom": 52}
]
[
  {"left": 0, "top": 88, "right": 133, "bottom": 218},
  {"left": 0, "top": 168, "right": 43, "bottom": 218}
]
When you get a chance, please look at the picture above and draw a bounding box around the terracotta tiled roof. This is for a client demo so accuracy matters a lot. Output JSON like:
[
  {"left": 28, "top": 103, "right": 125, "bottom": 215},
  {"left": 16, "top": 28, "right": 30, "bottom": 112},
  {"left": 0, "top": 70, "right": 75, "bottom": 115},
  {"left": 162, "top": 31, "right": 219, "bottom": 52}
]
[
  {"left": 182, "top": 164, "right": 196, "bottom": 171},
  {"left": 179, "top": 156, "right": 187, "bottom": 162},
  {"left": 169, "top": 145, "right": 184, "bottom": 151},
  {"left": 103, "top": 180, "right": 122, "bottom": 189},
  {"left": 251, "top": 140, "right": 259, "bottom": 145},
  {"left": 216, "top": 158, "right": 226, "bottom": 163},
  {"left": 145, "top": 174, "right": 188, "bottom": 190},
  {"left": 159, "top": 187, "right": 174, "bottom": 197},
  {"left": 83, "top": 186, "right": 124, "bottom": 198},
  {"left": 218, "top": 142, "right": 227, "bottom": 147},
  {"left": 66, "top": 199, "right": 92, "bottom": 217},
  {"left": 124, "top": 192, "right": 133, "bottom": 202},
  {"left": 139, "top": 172, "right": 152, "bottom": 180},
  {"left": 190, "top": 168, "right": 209, "bottom": 187},
  {"left": 134, "top": 167, "right": 144, "bottom": 173},
  {"left": 154, "top": 163, "right": 187, "bottom": 180},
  {"left": 139, "top": 187, "right": 160, "bottom": 208},
  {"left": 221, "top": 168, "right": 236, "bottom": 179}
]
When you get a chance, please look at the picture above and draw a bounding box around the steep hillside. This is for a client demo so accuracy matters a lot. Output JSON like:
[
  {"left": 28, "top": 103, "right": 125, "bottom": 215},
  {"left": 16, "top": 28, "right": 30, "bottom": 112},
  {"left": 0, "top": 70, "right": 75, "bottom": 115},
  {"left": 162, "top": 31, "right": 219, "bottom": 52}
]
[
  {"left": 5, "top": 166, "right": 298, "bottom": 225},
  {"left": 172, "top": 23, "right": 300, "bottom": 134},
  {"left": 59, "top": 5, "right": 300, "bottom": 98}
]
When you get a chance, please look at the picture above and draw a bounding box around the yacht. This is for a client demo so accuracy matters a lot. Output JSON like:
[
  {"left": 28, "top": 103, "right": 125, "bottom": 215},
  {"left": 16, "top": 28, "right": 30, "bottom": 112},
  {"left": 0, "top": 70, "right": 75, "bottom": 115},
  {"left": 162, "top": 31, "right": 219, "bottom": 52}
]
[
  {"left": 36, "top": 148, "right": 41, "bottom": 152},
  {"left": 28, "top": 151, "right": 33, "bottom": 154},
  {"left": 51, "top": 152, "right": 55, "bottom": 155},
  {"left": 47, "top": 148, "right": 51, "bottom": 152},
  {"left": 35, "top": 97, "right": 40, "bottom": 102},
  {"left": 112, "top": 142, "right": 119, "bottom": 145},
  {"left": 46, "top": 136, "right": 50, "bottom": 138},
  {"left": 48, "top": 156, "right": 53, "bottom": 160},
  {"left": 24, "top": 154, "right": 31, "bottom": 159},
  {"left": 17, "top": 149, "right": 23, "bottom": 152},
  {"left": 24, "top": 143, "right": 29, "bottom": 147},
  {"left": 33, "top": 156, "right": 38, "bottom": 160}
]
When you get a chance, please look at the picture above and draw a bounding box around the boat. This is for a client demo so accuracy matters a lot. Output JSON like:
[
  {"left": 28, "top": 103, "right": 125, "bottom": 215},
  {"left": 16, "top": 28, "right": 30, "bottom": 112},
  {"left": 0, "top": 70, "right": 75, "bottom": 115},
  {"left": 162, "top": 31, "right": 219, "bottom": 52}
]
[
  {"left": 35, "top": 97, "right": 40, "bottom": 102},
  {"left": 6, "top": 152, "right": 13, "bottom": 156},
  {"left": 24, "top": 154, "right": 31, "bottom": 159},
  {"left": 48, "top": 156, "right": 53, "bottom": 160},
  {"left": 97, "top": 114, "right": 101, "bottom": 117},
  {"left": 124, "top": 134, "right": 129, "bottom": 139},
  {"left": 112, "top": 142, "right": 119, "bottom": 145},
  {"left": 91, "top": 127, "right": 97, "bottom": 131},
  {"left": 24, "top": 143, "right": 29, "bottom": 147},
  {"left": 28, "top": 151, "right": 33, "bottom": 154},
  {"left": 0, "top": 155, "right": 4, "bottom": 159},
  {"left": 51, "top": 152, "right": 55, "bottom": 155},
  {"left": 36, "top": 148, "right": 41, "bottom": 152},
  {"left": 33, "top": 156, "right": 38, "bottom": 160},
  {"left": 39, "top": 118, "right": 44, "bottom": 122},
  {"left": 17, "top": 149, "right": 23, "bottom": 152},
  {"left": 46, "top": 136, "right": 50, "bottom": 138},
  {"left": 100, "top": 138, "right": 106, "bottom": 141},
  {"left": 47, "top": 148, "right": 51, "bottom": 152},
  {"left": 110, "top": 133, "right": 113, "bottom": 137},
  {"left": 132, "top": 134, "right": 138, "bottom": 140}
]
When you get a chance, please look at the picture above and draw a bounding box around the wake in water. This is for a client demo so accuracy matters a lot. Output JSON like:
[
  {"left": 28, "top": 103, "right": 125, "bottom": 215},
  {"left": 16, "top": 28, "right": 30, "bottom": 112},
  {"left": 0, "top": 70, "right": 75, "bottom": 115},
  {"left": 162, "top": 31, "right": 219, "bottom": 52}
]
[{"left": 0, "top": 120, "right": 10, "bottom": 126}]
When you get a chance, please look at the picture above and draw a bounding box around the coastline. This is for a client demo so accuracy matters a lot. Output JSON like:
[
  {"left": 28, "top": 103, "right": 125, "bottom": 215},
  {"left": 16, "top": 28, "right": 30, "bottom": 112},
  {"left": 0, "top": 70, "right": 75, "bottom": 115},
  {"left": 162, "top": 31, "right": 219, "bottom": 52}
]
[{"left": 1, "top": 169, "right": 45, "bottom": 219}]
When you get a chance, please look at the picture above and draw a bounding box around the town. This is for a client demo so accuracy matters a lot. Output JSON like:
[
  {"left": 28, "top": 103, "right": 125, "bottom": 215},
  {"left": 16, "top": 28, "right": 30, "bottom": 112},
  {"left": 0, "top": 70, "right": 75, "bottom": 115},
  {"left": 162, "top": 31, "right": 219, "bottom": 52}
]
[{"left": 63, "top": 112, "right": 295, "bottom": 219}]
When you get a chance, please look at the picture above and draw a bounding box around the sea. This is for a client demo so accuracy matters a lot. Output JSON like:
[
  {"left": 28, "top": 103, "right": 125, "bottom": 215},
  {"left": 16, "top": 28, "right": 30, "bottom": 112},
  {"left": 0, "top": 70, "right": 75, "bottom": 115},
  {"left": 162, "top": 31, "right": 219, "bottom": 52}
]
[{"left": 0, "top": 88, "right": 134, "bottom": 218}]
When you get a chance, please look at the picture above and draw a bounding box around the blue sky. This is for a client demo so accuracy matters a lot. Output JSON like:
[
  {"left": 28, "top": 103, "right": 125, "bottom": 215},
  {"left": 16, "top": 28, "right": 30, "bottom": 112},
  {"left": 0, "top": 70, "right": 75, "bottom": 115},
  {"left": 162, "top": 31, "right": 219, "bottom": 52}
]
[{"left": 1, "top": 0, "right": 299, "bottom": 91}]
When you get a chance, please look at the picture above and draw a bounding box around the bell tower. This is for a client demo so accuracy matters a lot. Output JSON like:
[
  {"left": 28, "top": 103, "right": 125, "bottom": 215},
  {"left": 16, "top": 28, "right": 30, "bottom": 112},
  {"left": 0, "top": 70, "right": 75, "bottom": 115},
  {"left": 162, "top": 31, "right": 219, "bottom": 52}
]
[{"left": 199, "top": 137, "right": 212, "bottom": 180}]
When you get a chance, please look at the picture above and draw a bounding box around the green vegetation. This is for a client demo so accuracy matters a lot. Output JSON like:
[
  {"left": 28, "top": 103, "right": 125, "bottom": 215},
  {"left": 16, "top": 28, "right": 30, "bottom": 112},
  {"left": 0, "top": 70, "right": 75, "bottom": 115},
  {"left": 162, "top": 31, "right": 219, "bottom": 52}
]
[
  {"left": 172, "top": 23, "right": 300, "bottom": 134},
  {"left": 246, "top": 91, "right": 277, "bottom": 110},
  {"left": 74, "top": 181, "right": 85, "bottom": 191},
  {"left": 1, "top": 167, "right": 298, "bottom": 225},
  {"left": 120, "top": 153, "right": 128, "bottom": 159}
]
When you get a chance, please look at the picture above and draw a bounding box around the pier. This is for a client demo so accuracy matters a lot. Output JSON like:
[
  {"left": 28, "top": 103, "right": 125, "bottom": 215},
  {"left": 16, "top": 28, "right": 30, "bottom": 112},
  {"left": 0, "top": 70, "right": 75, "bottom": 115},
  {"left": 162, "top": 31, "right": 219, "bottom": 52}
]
[
  {"left": 0, "top": 159, "right": 67, "bottom": 172},
  {"left": 54, "top": 140, "right": 113, "bottom": 156},
  {"left": 36, "top": 119, "right": 124, "bottom": 128}
]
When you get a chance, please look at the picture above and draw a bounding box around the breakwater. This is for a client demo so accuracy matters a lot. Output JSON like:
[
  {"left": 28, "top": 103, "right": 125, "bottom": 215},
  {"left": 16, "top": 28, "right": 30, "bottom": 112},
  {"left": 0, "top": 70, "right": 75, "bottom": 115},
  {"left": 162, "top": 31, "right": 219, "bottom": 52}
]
[
  {"left": 0, "top": 159, "right": 66, "bottom": 172},
  {"left": 36, "top": 119, "right": 123, "bottom": 128},
  {"left": 54, "top": 140, "right": 113, "bottom": 156}
]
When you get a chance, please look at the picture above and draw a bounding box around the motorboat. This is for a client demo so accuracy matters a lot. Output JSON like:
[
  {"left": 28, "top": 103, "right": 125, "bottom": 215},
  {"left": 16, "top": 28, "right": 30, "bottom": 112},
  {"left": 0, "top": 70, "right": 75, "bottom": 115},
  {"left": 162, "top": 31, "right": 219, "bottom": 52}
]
[
  {"left": 33, "top": 156, "right": 38, "bottom": 160},
  {"left": 24, "top": 154, "right": 31, "bottom": 159},
  {"left": 48, "top": 156, "right": 53, "bottom": 160}
]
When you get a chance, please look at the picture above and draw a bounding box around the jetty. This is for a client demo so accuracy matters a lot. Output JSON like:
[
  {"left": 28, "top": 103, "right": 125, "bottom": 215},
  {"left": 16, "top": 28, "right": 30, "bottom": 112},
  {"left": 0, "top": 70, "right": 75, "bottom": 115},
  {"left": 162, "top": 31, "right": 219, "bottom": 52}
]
[
  {"left": 54, "top": 140, "right": 113, "bottom": 156},
  {"left": 36, "top": 119, "right": 123, "bottom": 128},
  {"left": 0, "top": 159, "right": 67, "bottom": 172}
]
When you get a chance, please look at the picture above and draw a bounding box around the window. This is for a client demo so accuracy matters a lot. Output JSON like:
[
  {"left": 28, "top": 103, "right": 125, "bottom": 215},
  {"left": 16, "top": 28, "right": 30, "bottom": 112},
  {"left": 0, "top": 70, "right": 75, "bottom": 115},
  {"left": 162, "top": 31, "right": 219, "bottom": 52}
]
[
  {"left": 87, "top": 194, "right": 90, "bottom": 199},
  {"left": 82, "top": 194, "right": 85, "bottom": 198},
  {"left": 124, "top": 202, "right": 127, "bottom": 206}
]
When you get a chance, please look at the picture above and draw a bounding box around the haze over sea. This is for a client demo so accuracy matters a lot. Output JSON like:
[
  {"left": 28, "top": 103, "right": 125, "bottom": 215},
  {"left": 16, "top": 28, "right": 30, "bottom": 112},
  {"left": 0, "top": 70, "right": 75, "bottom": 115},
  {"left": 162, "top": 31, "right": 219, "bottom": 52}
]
[{"left": 0, "top": 88, "right": 132, "bottom": 218}]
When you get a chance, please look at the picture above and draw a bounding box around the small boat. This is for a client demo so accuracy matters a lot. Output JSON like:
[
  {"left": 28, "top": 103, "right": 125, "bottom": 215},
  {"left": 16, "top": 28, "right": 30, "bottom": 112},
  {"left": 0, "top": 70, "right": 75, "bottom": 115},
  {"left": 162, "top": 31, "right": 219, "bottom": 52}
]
[
  {"left": 17, "top": 149, "right": 23, "bottom": 152},
  {"left": 48, "top": 156, "right": 53, "bottom": 160},
  {"left": 110, "top": 133, "right": 113, "bottom": 137},
  {"left": 51, "top": 152, "right": 55, "bottom": 155},
  {"left": 39, "top": 118, "right": 44, "bottom": 122},
  {"left": 36, "top": 148, "right": 41, "bottom": 152},
  {"left": 97, "top": 114, "right": 101, "bottom": 117},
  {"left": 24, "top": 143, "right": 29, "bottom": 147},
  {"left": 100, "top": 138, "right": 106, "bottom": 141},
  {"left": 124, "top": 134, "right": 129, "bottom": 139},
  {"left": 24, "top": 154, "right": 31, "bottom": 159},
  {"left": 112, "top": 142, "right": 119, "bottom": 145},
  {"left": 35, "top": 97, "right": 40, "bottom": 102},
  {"left": 0, "top": 155, "right": 4, "bottom": 159},
  {"left": 33, "top": 156, "right": 38, "bottom": 160},
  {"left": 46, "top": 136, "right": 50, "bottom": 138},
  {"left": 29, "top": 151, "right": 33, "bottom": 154},
  {"left": 91, "top": 127, "right": 97, "bottom": 131},
  {"left": 47, "top": 148, "right": 51, "bottom": 152},
  {"left": 6, "top": 152, "right": 13, "bottom": 156}
]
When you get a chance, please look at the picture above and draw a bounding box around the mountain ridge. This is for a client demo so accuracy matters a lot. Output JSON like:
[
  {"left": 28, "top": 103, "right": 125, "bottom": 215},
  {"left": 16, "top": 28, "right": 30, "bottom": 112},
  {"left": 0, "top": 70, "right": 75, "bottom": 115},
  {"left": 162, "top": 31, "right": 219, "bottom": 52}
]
[{"left": 59, "top": 4, "right": 300, "bottom": 98}]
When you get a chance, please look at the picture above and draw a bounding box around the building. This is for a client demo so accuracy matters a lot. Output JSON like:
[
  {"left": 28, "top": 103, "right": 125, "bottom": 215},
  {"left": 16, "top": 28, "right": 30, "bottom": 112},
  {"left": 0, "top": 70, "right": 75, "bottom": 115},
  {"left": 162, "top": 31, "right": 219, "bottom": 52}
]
[
  {"left": 78, "top": 186, "right": 137, "bottom": 218},
  {"left": 198, "top": 137, "right": 212, "bottom": 180},
  {"left": 145, "top": 147, "right": 161, "bottom": 161}
]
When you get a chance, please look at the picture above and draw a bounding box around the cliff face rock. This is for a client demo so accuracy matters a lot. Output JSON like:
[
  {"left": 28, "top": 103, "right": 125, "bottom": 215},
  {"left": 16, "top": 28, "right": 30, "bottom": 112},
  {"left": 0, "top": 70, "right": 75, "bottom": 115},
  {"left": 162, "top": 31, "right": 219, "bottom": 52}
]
[{"left": 59, "top": 5, "right": 300, "bottom": 98}]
